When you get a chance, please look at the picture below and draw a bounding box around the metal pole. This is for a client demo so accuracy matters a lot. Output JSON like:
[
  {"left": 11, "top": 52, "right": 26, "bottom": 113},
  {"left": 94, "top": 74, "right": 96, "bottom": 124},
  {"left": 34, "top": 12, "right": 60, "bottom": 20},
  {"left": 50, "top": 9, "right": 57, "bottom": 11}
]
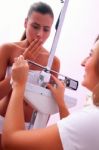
[{"left": 47, "top": 0, "right": 69, "bottom": 70}]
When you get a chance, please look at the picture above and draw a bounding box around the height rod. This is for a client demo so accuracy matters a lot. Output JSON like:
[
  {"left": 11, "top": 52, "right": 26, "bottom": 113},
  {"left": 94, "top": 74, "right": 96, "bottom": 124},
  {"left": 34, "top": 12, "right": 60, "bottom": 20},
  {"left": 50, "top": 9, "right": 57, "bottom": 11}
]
[{"left": 47, "top": 0, "right": 69, "bottom": 70}]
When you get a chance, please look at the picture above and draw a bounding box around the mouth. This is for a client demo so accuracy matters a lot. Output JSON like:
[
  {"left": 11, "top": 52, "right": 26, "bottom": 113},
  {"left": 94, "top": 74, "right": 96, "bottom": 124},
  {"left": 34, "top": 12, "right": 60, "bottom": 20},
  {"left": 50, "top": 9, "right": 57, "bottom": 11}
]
[
  {"left": 83, "top": 74, "right": 85, "bottom": 77},
  {"left": 83, "top": 71, "right": 87, "bottom": 76},
  {"left": 82, "top": 74, "right": 86, "bottom": 80}
]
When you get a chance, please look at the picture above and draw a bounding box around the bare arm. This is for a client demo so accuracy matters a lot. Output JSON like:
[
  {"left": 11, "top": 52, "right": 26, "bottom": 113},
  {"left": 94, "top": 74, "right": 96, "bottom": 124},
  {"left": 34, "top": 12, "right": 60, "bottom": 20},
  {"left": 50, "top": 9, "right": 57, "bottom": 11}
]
[
  {"left": 2, "top": 56, "right": 63, "bottom": 150},
  {"left": 0, "top": 45, "right": 12, "bottom": 99},
  {"left": 2, "top": 86, "right": 63, "bottom": 150},
  {"left": 47, "top": 75, "right": 70, "bottom": 119},
  {"left": 51, "top": 56, "right": 60, "bottom": 78}
]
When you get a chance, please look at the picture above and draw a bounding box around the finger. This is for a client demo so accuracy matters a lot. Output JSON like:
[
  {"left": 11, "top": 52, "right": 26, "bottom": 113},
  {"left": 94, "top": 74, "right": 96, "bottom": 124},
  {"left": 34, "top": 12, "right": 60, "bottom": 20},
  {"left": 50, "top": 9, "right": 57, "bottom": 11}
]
[
  {"left": 30, "top": 40, "right": 42, "bottom": 54},
  {"left": 31, "top": 46, "right": 41, "bottom": 58},
  {"left": 47, "top": 83, "right": 55, "bottom": 93},
  {"left": 16, "top": 55, "right": 24, "bottom": 65},
  {"left": 27, "top": 39, "right": 38, "bottom": 51},
  {"left": 52, "top": 75, "right": 65, "bottom": 89},
  {"left": 13, "top": 57, "right": 20, "bottom": 67},
  {"left": 19, "top": 55, "right": 24, "bottom": 60},
  {"left": 13, "top": 55, "right": 25, "bottom": 68},
  {"left": 51, "top": 75, "right": 62, "bottom": 86},
  {"left": 19, "top": 55, "right": 27, "bottom": 65},
  {"left": 28, "top": 38, "right": 41, "bottom": 52}
]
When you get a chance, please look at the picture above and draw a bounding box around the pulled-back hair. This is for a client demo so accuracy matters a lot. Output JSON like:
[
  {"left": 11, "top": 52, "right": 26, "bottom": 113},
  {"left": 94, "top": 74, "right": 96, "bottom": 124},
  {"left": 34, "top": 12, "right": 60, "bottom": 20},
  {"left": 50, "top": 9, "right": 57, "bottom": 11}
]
[
  {"left": 27, "top": 2, "right": 54, "bottom": 19},
  {"left": 21, "top": 2, "right": 54, "bottom": 41}
]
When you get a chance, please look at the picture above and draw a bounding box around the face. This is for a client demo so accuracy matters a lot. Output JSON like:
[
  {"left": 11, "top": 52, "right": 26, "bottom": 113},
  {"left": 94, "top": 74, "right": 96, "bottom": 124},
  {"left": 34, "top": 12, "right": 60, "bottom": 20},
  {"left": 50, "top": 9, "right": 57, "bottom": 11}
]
[
  {"left": 24, "top": 12, "right": 53, "bottom": 44},
  {"left": 81, "top": 40, "right": 99, "bottom": 91}
]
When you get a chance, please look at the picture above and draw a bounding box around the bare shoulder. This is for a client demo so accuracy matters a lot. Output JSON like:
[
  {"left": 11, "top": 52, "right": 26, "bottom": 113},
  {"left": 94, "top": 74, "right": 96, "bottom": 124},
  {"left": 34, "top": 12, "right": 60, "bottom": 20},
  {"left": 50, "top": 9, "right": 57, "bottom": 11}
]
[
  {"left": 0, "top": 43, "right": 14, "bottom": 79},
  {"left": 42, "top": 47, "right": 60, "bottom": 64},
  {"left": 0, "top": 42, "right": 23, "bottom": 61},
  {"left": 42, "top": 47, "right": 60, "bottom": 75},
  {"left": 0, "top": 41, "right": 22, "bottom": 51},
  {"left": 51, "top": 55, "right": 60, "bottom": 76},
  {"left": 0, "top": 42, "right": 21, "bottom": 71},
  {"left": 53, "top": 55, "right": 60, "bottom": 66},
  {"left": 0, "top": 43, "right": 16, "bottom": 57}
]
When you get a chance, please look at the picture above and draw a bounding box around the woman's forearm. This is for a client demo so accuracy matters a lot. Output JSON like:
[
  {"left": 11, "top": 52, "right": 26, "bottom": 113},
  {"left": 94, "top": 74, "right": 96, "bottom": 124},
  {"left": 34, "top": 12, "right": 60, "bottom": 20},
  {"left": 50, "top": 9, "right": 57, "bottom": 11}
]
[
  {"left": 58, "top": 100, "right": 70, "bottom": 119},
  {"left": 3, "top": 84, "right": 25, "bottom": 135}
]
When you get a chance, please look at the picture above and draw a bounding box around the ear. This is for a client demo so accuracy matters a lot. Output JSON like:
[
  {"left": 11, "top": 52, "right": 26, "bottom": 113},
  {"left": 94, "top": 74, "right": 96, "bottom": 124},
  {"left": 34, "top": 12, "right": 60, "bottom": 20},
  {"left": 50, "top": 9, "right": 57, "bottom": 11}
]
[{"left": 24, "top": 18, "right": 28, "bottom": 28}]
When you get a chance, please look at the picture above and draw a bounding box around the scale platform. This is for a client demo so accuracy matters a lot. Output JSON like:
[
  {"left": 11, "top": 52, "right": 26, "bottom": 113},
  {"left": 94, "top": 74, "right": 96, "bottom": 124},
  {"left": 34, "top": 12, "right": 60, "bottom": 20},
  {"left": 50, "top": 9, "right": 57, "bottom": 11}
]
[{"left": 24, "top": 82, "right": 77, "bottom": 115}]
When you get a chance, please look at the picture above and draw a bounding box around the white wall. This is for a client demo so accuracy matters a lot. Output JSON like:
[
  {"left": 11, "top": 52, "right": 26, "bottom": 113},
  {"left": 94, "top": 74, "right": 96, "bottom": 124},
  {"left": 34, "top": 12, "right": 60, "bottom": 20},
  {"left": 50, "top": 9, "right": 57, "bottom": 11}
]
[{"left": 0, "top": 0, "right": 99, "bottom": 122}]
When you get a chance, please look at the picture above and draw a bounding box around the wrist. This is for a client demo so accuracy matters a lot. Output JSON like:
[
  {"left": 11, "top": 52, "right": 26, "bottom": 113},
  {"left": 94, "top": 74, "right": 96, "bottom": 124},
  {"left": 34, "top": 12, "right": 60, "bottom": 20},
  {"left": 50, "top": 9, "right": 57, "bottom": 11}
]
[
  {"left": 59, "top": 103, "right": 70, "bottom": 118},
  {"left": 58, "top": 102, "right": 66, "bottom": 110},
  {"left": 10, "top": 78, "right": 26, "bottom": 89},
  {"left": 58, "top": 101, "right": 69, "bottom": 112},
  {"left": 57, "top": 98, "right": 65, "bottom": 107},
  {"left": 11, "top": 81, "right": 25, "bottom": 90}
]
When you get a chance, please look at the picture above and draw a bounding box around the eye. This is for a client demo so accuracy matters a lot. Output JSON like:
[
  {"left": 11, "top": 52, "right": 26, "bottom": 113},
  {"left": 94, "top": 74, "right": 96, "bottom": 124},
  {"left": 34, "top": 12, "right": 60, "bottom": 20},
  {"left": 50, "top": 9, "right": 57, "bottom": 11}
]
[
  {"left": 32, "top": 24, "right": 40, "bottom": 30},
  {"left": 89, "top": 53, "right": 92, "bottom": 57},
  {"left": 88, "top": 50, "right": 93, "bottom": 57},
  {"left": 43, "top": 27, "right": 50, "bottom": 32}
]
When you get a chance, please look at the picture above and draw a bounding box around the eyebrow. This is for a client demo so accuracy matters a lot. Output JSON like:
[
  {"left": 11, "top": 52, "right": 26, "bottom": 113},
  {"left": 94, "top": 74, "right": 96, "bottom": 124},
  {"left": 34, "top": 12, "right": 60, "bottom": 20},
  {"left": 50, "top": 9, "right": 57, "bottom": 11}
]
[{"left": 32, "top": 22, "right": 50, "bottom": 28}]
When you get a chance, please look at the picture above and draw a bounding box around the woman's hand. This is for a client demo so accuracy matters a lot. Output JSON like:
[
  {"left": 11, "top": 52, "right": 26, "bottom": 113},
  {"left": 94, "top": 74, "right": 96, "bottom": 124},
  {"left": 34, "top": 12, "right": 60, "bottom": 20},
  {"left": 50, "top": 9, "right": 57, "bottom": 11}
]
[
  {"left": 47, "top": 75, "right": 65, "bottom": 106},
  {"left": 47, "top": 75, "right": 69, "bottom": 118},
  {"left": 23, "top": 37, "right": 42, "bottom": 60},
  {"left": 11, "top": 55, "right": 29, "bottom": 87}
]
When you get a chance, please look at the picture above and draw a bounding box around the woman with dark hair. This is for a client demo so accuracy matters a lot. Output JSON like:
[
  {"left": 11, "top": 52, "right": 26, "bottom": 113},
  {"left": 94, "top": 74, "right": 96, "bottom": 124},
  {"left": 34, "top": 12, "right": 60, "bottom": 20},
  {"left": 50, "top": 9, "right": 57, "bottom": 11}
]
[
  {"left": 20, "top": 2, "right": 54, "bottom": 41},
  {"left": 0, "top": 2, "right": 60, "bottom": 149},
  {"left": 0, "top": 1, "right": 60, "bottom": 121}
]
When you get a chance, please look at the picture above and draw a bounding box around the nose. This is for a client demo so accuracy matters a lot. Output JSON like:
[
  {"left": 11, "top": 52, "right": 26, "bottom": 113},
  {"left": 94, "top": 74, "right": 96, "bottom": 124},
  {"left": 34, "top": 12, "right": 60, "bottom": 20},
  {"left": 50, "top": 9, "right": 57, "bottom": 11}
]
[
  {"left": 37, "top": 28, "right": 43, "bottom": 38},
  {"left": 81, "top": 57, "right": 88, "bottom": 67}
]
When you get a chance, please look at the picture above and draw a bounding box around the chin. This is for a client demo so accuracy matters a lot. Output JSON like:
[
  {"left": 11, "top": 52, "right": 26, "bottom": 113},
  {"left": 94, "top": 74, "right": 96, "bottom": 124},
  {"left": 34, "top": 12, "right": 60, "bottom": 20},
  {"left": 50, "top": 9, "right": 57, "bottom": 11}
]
[
  {"left": 81, "top": 79, "right": 86, "bottom": 86},
  {"left": 81, "top": 80, "right": 89, "bottom": 88},
  {"left": 82, "top": 81, "right": 93, "bottom": 91}
]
